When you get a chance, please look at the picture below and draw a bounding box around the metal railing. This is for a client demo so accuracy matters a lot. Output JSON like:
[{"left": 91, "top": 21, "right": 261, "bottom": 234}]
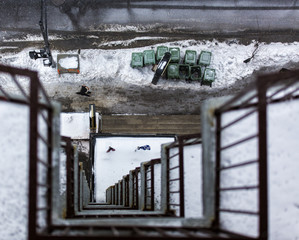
[
  {"left": 131, "top": 167, "right": 140, "bottom": 209},
  {"left": 61, "top": 136, "right": 75, "bottom": 218},
  {"left": 0, "top": 64, "right": 54, "bottom": 238},
  {"left": 164, "top": 133, "right": 202, "bottom": 217},
  {"left": 213, "top": 70, "right": 299, "bottom": 239},
  {"left": 143, "top": 158, "right": 161, "bottom": 211},
  {"left": 123, "top": 174, "right": 130, "bottom": 207}
]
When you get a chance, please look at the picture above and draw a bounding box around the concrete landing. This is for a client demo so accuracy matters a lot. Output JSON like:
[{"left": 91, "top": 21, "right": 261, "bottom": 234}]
[{"left": 101, "top": 115, "right": 201, "bottom": 135}]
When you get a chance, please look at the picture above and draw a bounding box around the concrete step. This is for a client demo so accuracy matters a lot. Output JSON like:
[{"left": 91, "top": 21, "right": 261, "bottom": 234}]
[{"left": 101, "top": 115, "right": 201, "bottom": 135}]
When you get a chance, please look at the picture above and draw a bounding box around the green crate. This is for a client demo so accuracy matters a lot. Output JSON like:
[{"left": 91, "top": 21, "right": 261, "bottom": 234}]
[
  {"left": 169, "top": 47, "right": 180, "bottom": 63},
  {"left": 202, "top": 68, "right": 216, "bottom": 87},
  {"left": 167, "top": 64, "right": 179, "bottom": 79},
  {"left": 156, "top": 46, "right": 169, "bottom": 61},
  {"left": 131, "top": 52, "right": 143, "bottom": 68},
  {"left": 198, "top": 51, "right": 212, "bottom": 66},
  {"left": 143, "top": 50, "right": 156, "bottom": 65},
  {"left": 184, "top": 50, "right": 197, "bottom": 65},
  {"left": 190, "top": 65, "right": 203, "bottom": 81},
  {"left": 178, "top": 64, "right": 190, "bottom": 80}
]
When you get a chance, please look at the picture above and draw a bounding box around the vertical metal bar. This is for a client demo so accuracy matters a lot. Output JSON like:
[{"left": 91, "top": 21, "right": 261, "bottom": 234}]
[
  {"left": 65, "top": 137, "right": 74, "bottom": 218},
  {"left": 78, "top": 162, "right": 81, "bottom": 211},
  {"left": 116, "top": 184, "right": 119, "bottom": 205},
  {"left": 110, "top": 187, "right": 113, "bottom": 205},
  {"left": 126, "top": 176, "right": 129, "bottom": 206},
  {"left": 28, "top": 72, "right": 39, "bottom": 240},
  {"left": 166, "top": 148, "right": 170, "bottom": 213},
  {"left": 178, "top": 138, "right": 185, "bottom": 217},
  {"left": 151, "top": 162, "right": 155, "bottom": 211},
  {"left": 112, "top": 186, "right": 115, "bottom": 205},
  {"left": 257, "top": 79, "right": 268, "bottom": 240},
  {"left": 136, "top": 170, "right": 139, "bottom": 209},
  {"left": 46, "top": 108, "right": 53, "bottom": 230},
  {"left": 144, "top": 166, "right": 147, "bottom": 209},
  {"left": 120, "top": 181, "right": 123, "bottom": 205},
  {"left": 214, "top": 112, "right": 222, "bottom": 228}
]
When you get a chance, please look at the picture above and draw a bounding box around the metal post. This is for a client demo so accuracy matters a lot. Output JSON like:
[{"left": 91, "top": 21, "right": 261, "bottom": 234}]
[
  {"left": 65, "top": 137, "right": 75, "bottom": 218},
  {"left": 28, "top": 72, "right": 39, "bottom": 240},
  {"left": 89, "top": 104, "right": 96, "bottom": 133},
  {"left": 46, "top": 108, "right": 53, "bottom": 230},
  {"left": 178, "top": 138, "right": 185, "bottom": 217},
  {"left": 166, "top": 148, "right": 170, "bottom": 213},
  {"left": 257, "top": 79, "right": 268, "bottom": 240},
  {"left": 151, "top": 162, "right": 155, "bottom": 211},
  {"left": 214, "top": 112, "right": 221, "bottom": 228}
]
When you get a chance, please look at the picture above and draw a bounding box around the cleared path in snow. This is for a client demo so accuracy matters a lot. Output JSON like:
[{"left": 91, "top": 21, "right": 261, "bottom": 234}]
[{"left": 101, "top": 115, "right": 201, "bottom": 135}]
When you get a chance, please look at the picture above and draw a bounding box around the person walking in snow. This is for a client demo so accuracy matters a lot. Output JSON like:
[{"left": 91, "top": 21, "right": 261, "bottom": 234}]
[
  {"left": 76, "top": 85, "right": 91, "bottom": 97},
  {"left": 135, "top": 145, "right": 151, "bottom": 151},
  {"left": 106, "top": 146, "right": 115, "bottom": 153}
]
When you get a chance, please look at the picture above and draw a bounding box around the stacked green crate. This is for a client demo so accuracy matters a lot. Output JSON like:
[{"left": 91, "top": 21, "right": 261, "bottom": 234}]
[
  {"left": 198, "top": 51, "right": 212, "bottom": 66},
  {"left": 156, "top": 46, "right": 169, "bottom": 61},
  {"left": 190, "top": 66, "right": 203, "bottom": 81},
  {"left": 201, "top": 68, "right": 216, "bottom": 87},
  {"left": 178, "top": 65, "right": 190, "bottom": 80},
  {"left": 167, "top": 64, "right": 179, "bottom": 79},
  {"left": 143, "top": 50, "right": 156, "bottom": 66},
  {"left": 131, "top": 52, "right": 143, "bottom": 68},
  {"left": 169, "top": 47, "right": 180, "bottom": 63},
  {"left": 184, "top": 50, "right": 197, "bottom": 65}
]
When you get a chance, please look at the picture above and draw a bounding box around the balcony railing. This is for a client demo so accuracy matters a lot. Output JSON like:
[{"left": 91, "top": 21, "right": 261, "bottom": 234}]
[{"left": 214, "top": 69, "right": 299, "bottom": 239}]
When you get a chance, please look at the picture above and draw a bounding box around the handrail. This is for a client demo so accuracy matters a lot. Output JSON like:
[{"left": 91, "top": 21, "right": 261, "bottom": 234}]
[
  {"left": 164, "top": 133, "right": 201, "bottom": 217},
  {"left": 0, "top": 64, "right": 54, "bottom": 238},
  {"left": 214, "top": 70, "right": 299, "bottom": 239}
]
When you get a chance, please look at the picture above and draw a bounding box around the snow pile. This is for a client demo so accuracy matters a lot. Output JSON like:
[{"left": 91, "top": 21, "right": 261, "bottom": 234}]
[
  {"left": 58, "top": 56, "right": 79, "bottom": 69},
  {"left": 60, "top": 113, "right": 90, "bottom": 139},
  {"left": 2, "top": 34, "right": 63, "bottom": 42},
  {"left": 98, "top": 36, "right": 169, "bottom": 47},
  {"left": 1, "top": 40, "right": 299, "bottom": 91}
]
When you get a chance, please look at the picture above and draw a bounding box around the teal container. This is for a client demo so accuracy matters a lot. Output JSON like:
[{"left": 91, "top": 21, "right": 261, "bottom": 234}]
[
  {"left": 143, "top": 50, "right": 156, "bottom": 65},
  {"left": 131, "top": 52, "right": 143, "bottom": 68},
  {"left": 156, "top": 46, "right": 169, "bottom": 61},
  {"left": 198, "top": 51, "right": 212, "bottom": 66},
  {"left": 169, "top": 47, "right": 180, "bottom": 63},
  {"left": 201, "top": 68, "right": 216, "bottom": 87},
  {"left": 167, "top": 64, "right": 179, "bottom": 79},
  {"left": 190, "top": 65, "right": 203, "bottom": 81},
  {"left": 184, "top": 50, "right": 197, "bottom": 65},
  {"left": 178, "top": 64, "right": 190, "bottom": 80}
]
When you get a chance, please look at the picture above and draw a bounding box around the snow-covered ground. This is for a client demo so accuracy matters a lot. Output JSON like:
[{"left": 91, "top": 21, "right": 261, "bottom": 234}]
[
  {"left": 1, "top": 39, "right": 299, "bottom": 92},
  {"left": 94, "top": 136, "right": 174, "bottom": 202},
  {"left": 60, "top": 113, "right": 91, "bottom": 139}
]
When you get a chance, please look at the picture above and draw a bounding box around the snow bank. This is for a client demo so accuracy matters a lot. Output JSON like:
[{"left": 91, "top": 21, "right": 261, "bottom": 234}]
[
  {"left": 58, "top": 56, "right": 78, "bottom": 69},
  {"left": 60, "top": 113, "right": 90, "bottom": 139},
  {"left": 1, "top": 40, "right": 299, "bottom": 92}
]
